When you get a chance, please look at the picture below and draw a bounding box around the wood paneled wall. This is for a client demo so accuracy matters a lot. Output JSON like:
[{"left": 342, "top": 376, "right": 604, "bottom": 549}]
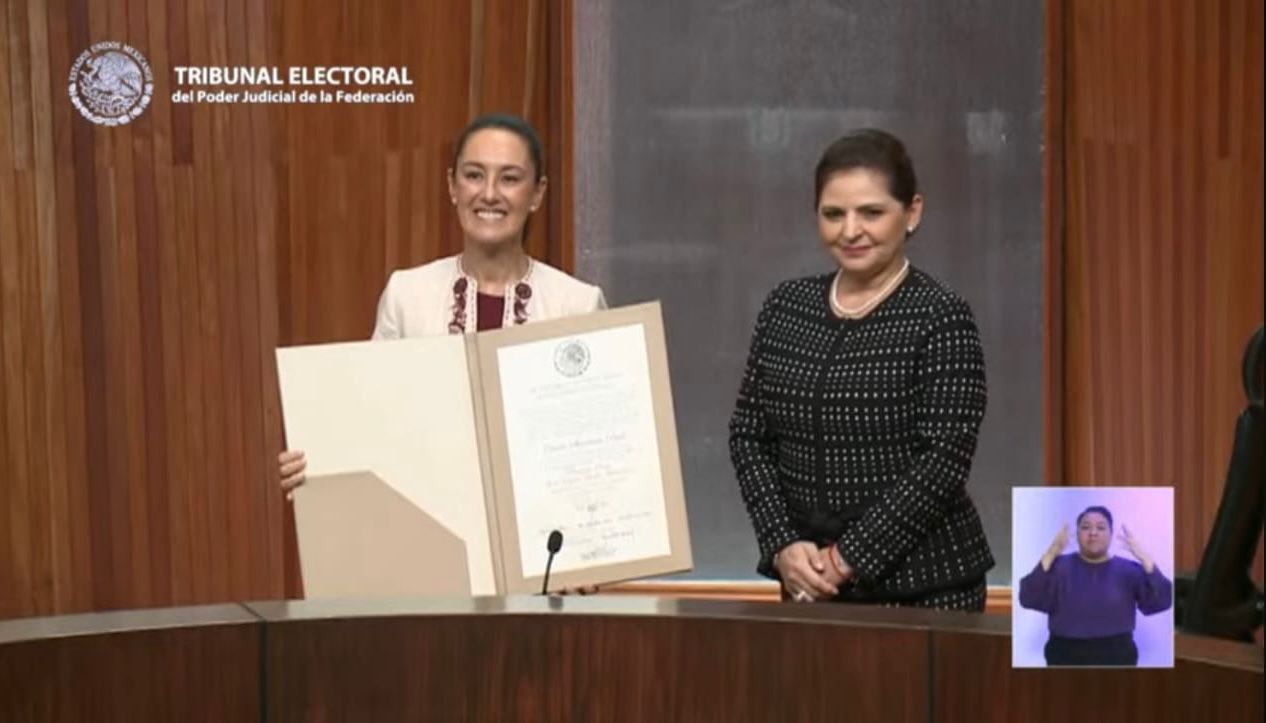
[
  {"left": 1054, "top": 0, "right": 1264, "bottom": 572},
  {"left": 0, "top": 0, "right": 570, "bottom": 618}
]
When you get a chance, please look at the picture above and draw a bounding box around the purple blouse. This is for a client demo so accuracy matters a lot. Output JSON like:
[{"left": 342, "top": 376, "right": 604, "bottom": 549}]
[{"left": 1018, "top": 554, "right": 1173, "bottom": 638}]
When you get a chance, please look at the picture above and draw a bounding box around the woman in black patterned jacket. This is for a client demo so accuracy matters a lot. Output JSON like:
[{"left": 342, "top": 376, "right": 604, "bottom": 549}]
[{"left": 729, "top": 129, "right": 995, "bottom": 611}]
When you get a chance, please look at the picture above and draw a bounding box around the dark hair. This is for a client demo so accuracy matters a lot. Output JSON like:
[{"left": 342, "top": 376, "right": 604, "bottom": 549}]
[
  {"left": 452, "top": 113, "right": 546, "bottom": 183},
  {"left": 814, "top": 128, "right": 918, "bottom": 209},
  {"left": 1076, "top": 506, "right": 1114, "bottom": 530}
]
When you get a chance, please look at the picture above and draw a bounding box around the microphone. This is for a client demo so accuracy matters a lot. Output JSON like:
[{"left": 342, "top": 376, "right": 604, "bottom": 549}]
[{"left": 541, "top": 529, "right": 563, "bottom": 595}]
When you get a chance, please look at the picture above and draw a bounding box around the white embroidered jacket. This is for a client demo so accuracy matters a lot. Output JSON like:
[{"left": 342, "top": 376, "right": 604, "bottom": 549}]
[{"left": 371, "top": 255, "right": 607, "bottom": 339}]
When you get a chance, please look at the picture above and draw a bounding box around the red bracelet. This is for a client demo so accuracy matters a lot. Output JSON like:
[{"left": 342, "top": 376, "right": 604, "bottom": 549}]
[{"left": 829, "top": 546, "right": 850, "bottom": 577}]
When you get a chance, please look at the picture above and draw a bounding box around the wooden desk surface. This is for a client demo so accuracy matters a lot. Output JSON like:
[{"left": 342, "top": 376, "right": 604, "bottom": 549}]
[{"left": 1, "top": 596, "right": 1260, "bottom": 722}]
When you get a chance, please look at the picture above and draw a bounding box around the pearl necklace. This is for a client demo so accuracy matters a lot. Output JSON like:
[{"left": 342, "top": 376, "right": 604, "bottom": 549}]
[{"left": 830, "top": 259, "right": 910, "bottom": 319}]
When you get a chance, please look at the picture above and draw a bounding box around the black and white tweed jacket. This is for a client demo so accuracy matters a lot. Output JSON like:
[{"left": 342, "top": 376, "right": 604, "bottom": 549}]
[{"left": 729, "top": 267, "right": 995, "bottom": 599}]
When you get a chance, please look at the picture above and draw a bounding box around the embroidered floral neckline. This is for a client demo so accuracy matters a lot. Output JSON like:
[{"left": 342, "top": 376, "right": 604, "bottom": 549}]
[{"left": 448, "top": 258, "right": 534, "bottom": 334}]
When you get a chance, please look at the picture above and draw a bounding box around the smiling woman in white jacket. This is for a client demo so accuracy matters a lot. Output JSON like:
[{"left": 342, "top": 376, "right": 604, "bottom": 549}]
[{"left": 278, "top": 113, "right": 605, "bottom": 492}]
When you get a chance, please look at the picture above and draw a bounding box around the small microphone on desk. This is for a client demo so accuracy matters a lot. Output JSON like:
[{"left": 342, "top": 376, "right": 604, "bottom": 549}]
[{"left": 541, "top": 529, "right": 563, "bottom": 595}]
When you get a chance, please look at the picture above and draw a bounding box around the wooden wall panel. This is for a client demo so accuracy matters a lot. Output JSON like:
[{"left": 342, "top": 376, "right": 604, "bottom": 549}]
[
  {"left": 0, "top": 0, "right": 574, "bottom": 618},
  {"left": 1057, "top": 0, "right": 1264, "bottom": 573},
  {"left": 1043, "top": 0, "right": 1066, "bottom": 485},
  {"left": 547, "top": 0, "right": 574, "bottom": 272}
]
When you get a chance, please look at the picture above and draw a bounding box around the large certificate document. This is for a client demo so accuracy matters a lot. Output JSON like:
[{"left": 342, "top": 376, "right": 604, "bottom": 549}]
[
  {"left": 478, "top": 303, "right": 691, "bottom": 593},
  {"left": 277, "top": 302, "right": 692, "bottom": 597},
  {"left": 497, "top": 325, "right": 670, "bottom": 575}
]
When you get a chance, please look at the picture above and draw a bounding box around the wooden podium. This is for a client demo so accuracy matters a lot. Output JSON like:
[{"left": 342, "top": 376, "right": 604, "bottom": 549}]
[{"left": 1, "top": 597, "right": 1261, "bottom": 722}]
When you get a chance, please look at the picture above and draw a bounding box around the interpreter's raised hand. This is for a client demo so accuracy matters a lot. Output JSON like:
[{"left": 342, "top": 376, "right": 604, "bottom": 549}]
[
  {"left": 776, "top": 541, "right": 839, "bottom": 602},
  {"left": 1041, "top": 523, "right": 1070, "bottom": 571},
  {"left": 1117, "top": 524, "right": 1155, "bottom": 573},
  {"left": 279, "top": 449, "right": 307, "bottom": 500}
]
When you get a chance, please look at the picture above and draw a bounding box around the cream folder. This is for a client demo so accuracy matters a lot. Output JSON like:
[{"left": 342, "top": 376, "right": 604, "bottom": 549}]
[{"left": 277, "top": 302, "right": 693, "bottom": 598}]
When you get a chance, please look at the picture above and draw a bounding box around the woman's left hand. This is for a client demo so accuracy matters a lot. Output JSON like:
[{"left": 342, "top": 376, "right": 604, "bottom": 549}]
[{"left": 1118, "top": 525, "right": 1155, "bottom": 573}]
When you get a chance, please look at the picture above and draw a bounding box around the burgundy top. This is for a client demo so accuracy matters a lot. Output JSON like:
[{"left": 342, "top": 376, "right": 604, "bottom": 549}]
[{"left": 476, "top": 292, "right": 505, "bottom": 331}]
